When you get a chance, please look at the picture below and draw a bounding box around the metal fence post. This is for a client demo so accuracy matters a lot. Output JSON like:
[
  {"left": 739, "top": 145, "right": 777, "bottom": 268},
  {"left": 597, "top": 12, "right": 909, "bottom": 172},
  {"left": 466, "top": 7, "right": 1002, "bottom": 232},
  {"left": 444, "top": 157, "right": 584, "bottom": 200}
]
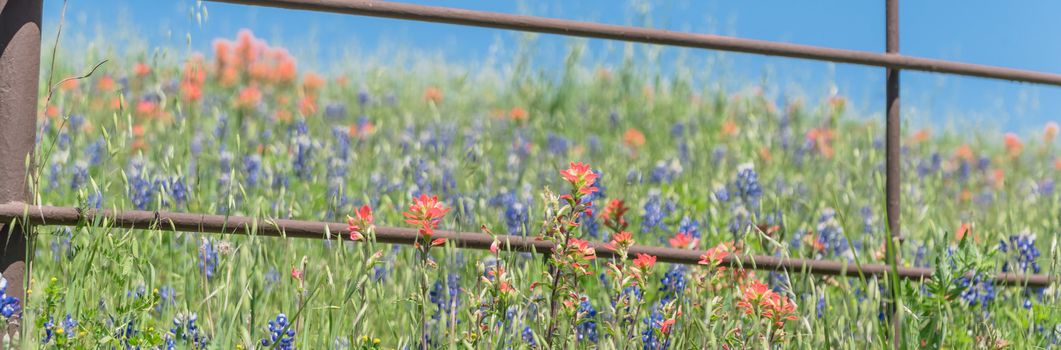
[
  {"left": 885, "top": 0, "right": 902, "bottom": 348},
  {"left": 0, "top": 0, "right": 43, "bottom": 341}
]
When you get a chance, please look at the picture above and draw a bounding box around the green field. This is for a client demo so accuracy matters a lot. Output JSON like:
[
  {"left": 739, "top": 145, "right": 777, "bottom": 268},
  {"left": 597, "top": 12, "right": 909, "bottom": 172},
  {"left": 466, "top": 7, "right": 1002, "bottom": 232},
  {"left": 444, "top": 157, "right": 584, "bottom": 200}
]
[{"left": 13, "top": 29, "right": 1061, "bottom": 349}]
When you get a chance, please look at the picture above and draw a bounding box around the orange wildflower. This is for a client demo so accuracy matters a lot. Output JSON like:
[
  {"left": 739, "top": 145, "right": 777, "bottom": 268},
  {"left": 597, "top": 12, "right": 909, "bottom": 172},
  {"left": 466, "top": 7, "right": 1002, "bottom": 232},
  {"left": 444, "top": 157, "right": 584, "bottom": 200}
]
[
  {"left": 274, "top": 56, "right": 298, "bottom": 84},
  {"left": 910, "top": 128, "right": 931, "bottom": 144},
  {"left": 806, "top": 127, "right": 835, "bottom": 158},
  {"left": 45, "top": 105, "right": 60, "bottom": 118},
  {"left": 1004, "top": 133, "right": 1023, "bottom": 156},
  {"left": 237, "top": 85, "right": 262, "bottom": 109},
  {"left": 424, "top": 86, "right": 443, "bottom": 104},
  {"left": 1045, "top": 122, "right": 1059, "bottom": 142},
  {"left": 623, "top": 128, "right": 646, "bottom": 148},
  {"left": 303, "top": 72, "right": 325, "bottom": 92},
  {"left": 509, "top": 107, "right": 528, "bottom": 122},
  {"left": 698, "top": 243, "right": 730, "bottom": 266},
  {"left": 213, "top": 39, "right": 234, "bottom": 68},
  {"left": 668, "top": 232, "right": 698, "bottom": 249},
  {"left": 133, "top": 62, "right": 151, "bottom": 77},
  {"left": 97, "top": 75, "right": 116, "bottom": 91},
  {"left": 722, "top": 120, "right": 739, "bottom": 137},
  {"left": 136, "top": 100, "right": 158, "bottom": 116},
  {"left": 299, "top": 95, "right": 317, "bottom": 116},
  {"left": 633, "top": 253, "right": 656, "bottom": 271},
  {"left": 59, "top": 78, "right": 78, "bottom": 91},
  {"left": 758, "top": 146, "right": 772, "bottom": 162},
  {"left": 954, "top": 144, "right": 975, "bottom": 162},
  {"left": 954, "top": 223, "right": 981, "bottom": 243},
  {"left": 235, "top": 29, "right": 263, "bottom": 67},
  {"left": 248, "top": 62, "right": 272, "bottom": 82}
]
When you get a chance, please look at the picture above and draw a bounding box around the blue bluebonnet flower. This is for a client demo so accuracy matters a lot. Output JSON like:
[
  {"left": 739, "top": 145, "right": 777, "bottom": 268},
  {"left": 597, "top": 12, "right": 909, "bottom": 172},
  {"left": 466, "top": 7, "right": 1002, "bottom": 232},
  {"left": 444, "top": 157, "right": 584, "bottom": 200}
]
[
  {"left": 42, "top": 317, "right": 56, "bottom": 344},
  {"left": 916, "top": 153, "right": 942, "bottom": 177},
  {"left": 676, "top": 216, "right": 700, "bottom": 240},
  {"left": 51, "top": 227, "right": 75, "bottom": 262},
  {"left": 358, "top": 89, "right": 371, "bottom": 106},
  {"left": 198, "top": 238, "right": 219, "bottom": 280},
  {"left": 976, "top": 156, "right": 991, "bottom": 171},
  {"left": 711, "top": 145, "right": 727, "bottom": 162},
  {"left": 626, "top": 169, "right": 642, "bottom": 184},
  {"left": 213, "top": 112, "right": 229, "bottom": 139},
  {"left": 243, "top": 154, "right": 262, "bottom": 188},
  {"left": 913, "top": 244, "right": 928, "bottom": 268},
  {"left": 587, "top": 135, "right": 602, "bottom": 155},
  {"left": 576, "top": 298, "right": 599, "bottom": 343},
  {"left": 658, "top": 265, "right": 687, "bottom": 304},
  {"left": 157, "top": 285, "right": 176, "bottom": 312},
  {"left": 641, "top": 307, "right": 669, "bottom": 350},
  {"left": 649, "top": 159, "right": 683, "bottom": 184},
  {"left": 999, "top": 233, "right": 1041, "bottom": 274},
  {"left": 86, "top": 190, "right": 103, "bottom": 209},
  {"left": 324, "top": 103, "right": 347, "bottom": 119},
  {"left": 816, "top": 295, "right": 826, "bottom": 319},
  {"left": 546, "top": 133, "right": 570, "bottom": 156},
  {"left": 713, "top": 185, "right": 730, "bottom": 202},
  {"left": 261, "top": 313, "right": 296, "bottom": 350},
  {"left": 168, "top": 176, "right": 188, "bottom": 208},
  {"left": 497, "top": 191, "right": 529, "bottom": 236},
  {"left": 0, "top": 277, "right": 21, "bottom": 318},
  {"left": 958, "top": 274, "right": 995, "bottom": 308},
  {"left": 584, "top": 170, "right": 606, "bottom": 202},
  {"left": 85, "top": 137, "right": 106, "bottom": 166},
  {"left": 521, "top": 326, "right": 537, "bottom": 346},
  {"left": 70, "top": 160, "right": 89, "bottom": 190},
  {"left": 167, "top": 313, "right": 208, "bottom": 349},
  {"left": 734, "top": 164, "right": 763, "bottom": 210},
  {"left": 640, "top": 190, "right": 675, "bottom": 235},
  {"left": 859, "top": 206, "right": 876, "bottom": 235},
  {"left": 429, "top": 273, "right": 461, "bottom": 324},
  {"left": 127, "top": 285, "right": 147, "bottom": 299},
  {"left": 292, "top": 134, "right": 314, "bottom": 180},
  {"left": 127, "top": 157, "right": 155, "bottom": 210},
  {"left": 814, "top": 208, "right": 851, "bottom": 260}
]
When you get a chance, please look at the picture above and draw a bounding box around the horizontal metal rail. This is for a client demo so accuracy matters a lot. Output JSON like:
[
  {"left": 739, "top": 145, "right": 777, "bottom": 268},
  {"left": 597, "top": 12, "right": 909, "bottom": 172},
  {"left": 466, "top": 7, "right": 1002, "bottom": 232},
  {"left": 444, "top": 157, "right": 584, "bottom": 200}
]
[
  {"left": 0, "top": 202, "right": 1051, "bottom": 287},
  {"left": 209, "top": 0, "right": 1061, "bottom": 86}
]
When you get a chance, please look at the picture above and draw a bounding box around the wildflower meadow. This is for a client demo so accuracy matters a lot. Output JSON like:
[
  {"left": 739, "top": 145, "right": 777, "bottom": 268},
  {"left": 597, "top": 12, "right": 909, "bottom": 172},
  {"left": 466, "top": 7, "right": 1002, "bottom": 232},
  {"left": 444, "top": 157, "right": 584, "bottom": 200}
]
[{"left": 10, "top": 26, "right": 1061, "bottom": 349}]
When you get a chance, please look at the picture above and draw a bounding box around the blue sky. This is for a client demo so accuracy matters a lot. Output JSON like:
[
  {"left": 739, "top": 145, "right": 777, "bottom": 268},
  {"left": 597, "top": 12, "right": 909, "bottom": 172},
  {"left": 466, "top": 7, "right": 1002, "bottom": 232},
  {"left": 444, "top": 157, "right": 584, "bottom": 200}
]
[{"left": 44, "top": 0, "right": 1061, "bottom": 134}]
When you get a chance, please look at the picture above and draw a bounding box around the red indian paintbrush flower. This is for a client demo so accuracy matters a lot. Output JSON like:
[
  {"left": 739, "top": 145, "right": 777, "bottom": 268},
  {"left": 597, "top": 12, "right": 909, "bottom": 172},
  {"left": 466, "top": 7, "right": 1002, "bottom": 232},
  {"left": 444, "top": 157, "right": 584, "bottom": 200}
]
[
  {"left": 668, "top": 232, "right": 698, "bottom": 249},
  {"left": 605, "top": 231, "right": 634, "bottom": 251},
  {"left": 404, "top": 194, "right": 450, "bottom": 242},
  {"left": 560, "top": 162, "right": 599, "bottom": 196},
  {"left": 347, "top": 204, "right": 373, "bottom": 241},
  {"left": 699, "top": 243, "right": 730, "bottom": 266},
  {"left": 601, "top": 198, "right": 629, "bottom": 232},
  {"left": 568, "top": 238, "right": 597, "bottom": 261},
  {"left": 761, "top": 293, "right": 799, "bottom": 327},
  {"left": 736, "top": 280, "right": 772, "bottom": 315},
  {"left": 633, "top": 253, "right": 656, "bottom": 271}
]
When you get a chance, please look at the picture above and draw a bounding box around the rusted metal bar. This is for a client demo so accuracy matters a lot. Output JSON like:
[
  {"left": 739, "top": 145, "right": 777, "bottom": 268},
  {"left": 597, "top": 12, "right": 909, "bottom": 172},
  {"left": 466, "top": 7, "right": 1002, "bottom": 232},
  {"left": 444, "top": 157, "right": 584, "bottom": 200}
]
[
  {"left": 0, "top": 0, "right": 43, "bottom": 340},
  {"left": 208, "top": 0, "right": 1061, "bottom": 86},
  {"left": 885, "top": 1, "right": 902, "bottom": 348},
  {"left": 0, "top": 203, "right": 1052, "bottom": 288}
]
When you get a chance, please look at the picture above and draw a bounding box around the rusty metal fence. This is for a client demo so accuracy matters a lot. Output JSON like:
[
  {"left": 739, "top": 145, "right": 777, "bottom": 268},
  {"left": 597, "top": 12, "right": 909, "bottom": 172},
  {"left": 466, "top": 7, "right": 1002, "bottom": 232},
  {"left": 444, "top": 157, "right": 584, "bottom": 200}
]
[{"left": 1, "top": 0, "right": 1058, "bottom": 345}]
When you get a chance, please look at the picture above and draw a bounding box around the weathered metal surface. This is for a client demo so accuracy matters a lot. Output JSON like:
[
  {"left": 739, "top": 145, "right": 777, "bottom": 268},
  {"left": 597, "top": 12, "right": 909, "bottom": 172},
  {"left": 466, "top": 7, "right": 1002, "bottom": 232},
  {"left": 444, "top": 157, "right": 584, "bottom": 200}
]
[
  {"left": 0, "top": 0, "right": 43, "bottom": 341},
  {"left": 0, "top": 203, "right": 1052, "bottom": 287}
]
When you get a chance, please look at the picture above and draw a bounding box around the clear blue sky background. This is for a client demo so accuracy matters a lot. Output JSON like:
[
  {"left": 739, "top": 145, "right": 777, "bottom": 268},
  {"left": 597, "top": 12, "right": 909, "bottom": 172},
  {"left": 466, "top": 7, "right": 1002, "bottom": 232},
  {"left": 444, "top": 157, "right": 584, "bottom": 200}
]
[{"left": 43, "top": 0, "right": 1061, "bottom": 134}]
